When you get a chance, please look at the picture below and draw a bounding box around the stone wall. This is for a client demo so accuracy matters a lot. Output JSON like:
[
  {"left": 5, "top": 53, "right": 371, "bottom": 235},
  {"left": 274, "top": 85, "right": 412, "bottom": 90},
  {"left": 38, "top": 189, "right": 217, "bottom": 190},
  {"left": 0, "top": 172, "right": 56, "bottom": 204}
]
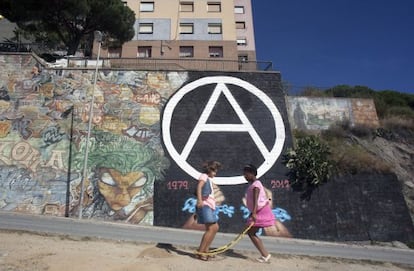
[{"left": 279, "top": 173, "right": 413, "bottom": 241}]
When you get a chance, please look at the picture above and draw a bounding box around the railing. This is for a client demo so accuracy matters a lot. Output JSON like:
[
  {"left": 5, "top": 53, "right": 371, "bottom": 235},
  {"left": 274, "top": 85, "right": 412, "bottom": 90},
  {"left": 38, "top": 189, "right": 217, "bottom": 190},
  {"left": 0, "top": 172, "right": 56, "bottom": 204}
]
[
  {"left": 0, "top": 42, "right": 32, "bottom": 52},
  {"left": 62, "top": 57, "right": 274, "bottom": 72},
  {"left": 0, "top": 44, "right": 275, "bottom": 72}
]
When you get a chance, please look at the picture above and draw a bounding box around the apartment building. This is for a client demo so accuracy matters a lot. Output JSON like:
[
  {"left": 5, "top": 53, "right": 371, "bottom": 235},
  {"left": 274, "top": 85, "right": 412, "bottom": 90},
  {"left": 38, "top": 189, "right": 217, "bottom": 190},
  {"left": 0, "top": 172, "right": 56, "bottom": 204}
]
[{"left": 101, "top": 0, "right": 256, "bottom": 69}]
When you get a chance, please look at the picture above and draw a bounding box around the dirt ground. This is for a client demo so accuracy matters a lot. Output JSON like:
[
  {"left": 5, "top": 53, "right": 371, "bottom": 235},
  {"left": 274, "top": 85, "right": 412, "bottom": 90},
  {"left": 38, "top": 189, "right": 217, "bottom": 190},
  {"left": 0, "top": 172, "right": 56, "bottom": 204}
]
[{"left": 0, "top": 230, "right": 413, "bottom": 271}]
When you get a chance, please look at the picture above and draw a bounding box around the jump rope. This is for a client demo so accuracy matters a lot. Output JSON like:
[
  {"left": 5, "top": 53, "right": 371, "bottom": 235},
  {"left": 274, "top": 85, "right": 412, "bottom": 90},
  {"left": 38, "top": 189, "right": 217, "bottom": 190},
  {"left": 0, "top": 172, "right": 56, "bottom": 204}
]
[{"left": 194, "top": 222, "right": 254, "bottom": 257}]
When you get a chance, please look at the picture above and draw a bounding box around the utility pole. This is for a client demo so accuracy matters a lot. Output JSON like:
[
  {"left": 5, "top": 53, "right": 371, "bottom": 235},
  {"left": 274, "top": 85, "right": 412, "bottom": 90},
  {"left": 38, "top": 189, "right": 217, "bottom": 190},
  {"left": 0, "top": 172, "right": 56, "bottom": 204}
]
[{"left": 78, "top": 31, "right": 103, "bottom": 219}]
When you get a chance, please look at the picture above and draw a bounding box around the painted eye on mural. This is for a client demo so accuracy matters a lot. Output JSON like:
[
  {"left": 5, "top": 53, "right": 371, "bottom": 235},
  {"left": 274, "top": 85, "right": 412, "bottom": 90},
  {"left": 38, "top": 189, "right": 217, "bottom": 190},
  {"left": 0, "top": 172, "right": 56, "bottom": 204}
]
[
  {"left": 100, "top": 172, "right": 116, "bottom": 186},
  {"left": 131, "top": 176, "right": 147, "bottom": 188}
]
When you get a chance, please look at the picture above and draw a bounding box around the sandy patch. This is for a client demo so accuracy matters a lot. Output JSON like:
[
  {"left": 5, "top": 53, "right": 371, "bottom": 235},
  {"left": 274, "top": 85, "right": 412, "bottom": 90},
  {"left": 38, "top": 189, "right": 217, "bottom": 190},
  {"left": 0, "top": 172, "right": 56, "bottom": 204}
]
[{"left": 0, "top": 231, "right": 412, "bottom": 271}]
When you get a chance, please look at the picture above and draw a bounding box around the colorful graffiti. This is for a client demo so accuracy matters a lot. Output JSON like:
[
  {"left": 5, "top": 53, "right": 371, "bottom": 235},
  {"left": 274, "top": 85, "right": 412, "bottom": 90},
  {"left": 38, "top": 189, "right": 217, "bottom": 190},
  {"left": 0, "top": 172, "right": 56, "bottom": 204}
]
[
  {"left": 180, "top": 183, "right": 292, "bottom": 237},
  {"left": 3, "top": 54, "right": 410, "bottom": 243},
  {"left": 70, "top": 130, "right": 169, "bottom": 223},
  {"left": 0, "top": 54, "right": 188, "bottom": 224}
]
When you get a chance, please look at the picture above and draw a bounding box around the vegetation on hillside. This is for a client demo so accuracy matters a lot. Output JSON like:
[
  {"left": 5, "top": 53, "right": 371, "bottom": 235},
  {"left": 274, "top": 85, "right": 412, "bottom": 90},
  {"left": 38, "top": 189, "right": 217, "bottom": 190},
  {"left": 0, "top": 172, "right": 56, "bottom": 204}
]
[
  {"left": 284, "top": 85, "right": 414, "bottom": 200},
  {"left": 299, "top": 85, "right": 414, "bottom": 118}
]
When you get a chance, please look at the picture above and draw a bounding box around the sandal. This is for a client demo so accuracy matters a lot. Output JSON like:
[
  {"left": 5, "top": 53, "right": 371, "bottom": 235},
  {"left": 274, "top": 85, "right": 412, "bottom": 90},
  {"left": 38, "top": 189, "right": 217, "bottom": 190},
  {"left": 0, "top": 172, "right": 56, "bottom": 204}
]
[
  {"left": 195, "top": 252, "right": 209, "bottom": 261},
  {"left": 256, "top": 254, "right": 271, "bottom": 263},
  {"left": 197, "top": 255, "right": 209, "bottom": 261},
  {"left": 207, "top": 254, "right": 225, "bottom": 261}
]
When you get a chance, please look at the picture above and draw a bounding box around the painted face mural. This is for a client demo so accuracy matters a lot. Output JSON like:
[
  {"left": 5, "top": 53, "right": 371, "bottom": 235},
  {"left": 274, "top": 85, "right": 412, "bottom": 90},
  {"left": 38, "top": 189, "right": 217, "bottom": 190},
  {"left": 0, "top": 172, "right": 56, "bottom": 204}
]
[
  {"left": 71, "top": 120, "right": 169, "bottom": 224},
  {"left": 0, "top": 57, "right": 186, "bottom": 224},
  {"left": 97, "top": 168, "right": 147, "bottom": 211}
]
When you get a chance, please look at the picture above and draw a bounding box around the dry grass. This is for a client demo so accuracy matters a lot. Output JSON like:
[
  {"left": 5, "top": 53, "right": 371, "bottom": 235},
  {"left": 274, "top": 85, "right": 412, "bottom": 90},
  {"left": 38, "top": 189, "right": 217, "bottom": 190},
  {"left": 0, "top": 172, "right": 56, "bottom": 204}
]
[
  {"left": 293, "top": 119, "right": 406, "bottom": 175},
  {"left": 380, "top": 116, "right": 414, "bottom": 132},
  {"left": 385, "top": 106, "right": 414, "bottom": 118},
  {"left": 377, "top": 117, "right": 414, "bottom": 143},
  {"left": 318, "top": 122, "right": 391, "bottom": 174},
  {"left": 327, "top": 139, "right": 391, "bottom": 175}
]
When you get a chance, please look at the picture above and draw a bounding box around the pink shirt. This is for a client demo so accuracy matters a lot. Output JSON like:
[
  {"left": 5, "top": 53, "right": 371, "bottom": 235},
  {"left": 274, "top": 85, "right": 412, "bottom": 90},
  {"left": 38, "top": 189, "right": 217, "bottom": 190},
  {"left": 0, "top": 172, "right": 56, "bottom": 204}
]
[
  {"left": 199, "top": 173, "right": 216, "bottom": 210},
  {"left": 246, "top": 180, "right": 268, "bottom": 212}
]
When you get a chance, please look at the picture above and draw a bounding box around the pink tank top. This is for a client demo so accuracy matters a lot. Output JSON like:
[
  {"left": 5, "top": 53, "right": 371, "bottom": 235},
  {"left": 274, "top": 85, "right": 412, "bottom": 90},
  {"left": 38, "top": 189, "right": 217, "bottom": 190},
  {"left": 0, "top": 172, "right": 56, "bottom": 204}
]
[
  {"left": 246, "top": 180, "right": 268, "bottom": 211},
  {"left": 199, "top": 173, "right": 216, "bottom": 210}
]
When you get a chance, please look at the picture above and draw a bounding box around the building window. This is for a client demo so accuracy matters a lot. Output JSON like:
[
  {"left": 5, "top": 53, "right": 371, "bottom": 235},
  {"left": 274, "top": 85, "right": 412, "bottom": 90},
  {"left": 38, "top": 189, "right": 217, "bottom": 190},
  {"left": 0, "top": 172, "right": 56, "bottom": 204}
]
[
  {"left": 137, "top": 46, "right": 152, "bottom": 58},
  {"left": 108, "top": 48, "right": 122, "bottom": 58},
  {"left": 140, "top": 2, "right": 154, "bottom": 12},
  {"left": 207, "top": 2, "right": 221, "bottom": 12},
  {"left": 180, "top": 23, "right": 194, "bottom": 34},
  {"left": 179, "top": 46, "right": 194, "bottom": 58},
  {"left": 209, "top": 46, "right": 223, "bottom": 58},
  {"left": 237, "top": 38, "right": 247, "bottom": 46},
  {"left": 139, "top": 23, "right": 153, "bottom": 34},
  {"left": 234, "top": 6, "right": 245, "bottom": 14},
  {"left": 238, "top": 55, "right": 248, "bottom": 62},
  {"left": 236, "top": 21, "right": 246, "bottom": 29},
  {"left": 180, "top": 2, "right": 194, "bottom": 12},
  {"left": 208, "top": 23, "right": 222, "bottom": 34}
]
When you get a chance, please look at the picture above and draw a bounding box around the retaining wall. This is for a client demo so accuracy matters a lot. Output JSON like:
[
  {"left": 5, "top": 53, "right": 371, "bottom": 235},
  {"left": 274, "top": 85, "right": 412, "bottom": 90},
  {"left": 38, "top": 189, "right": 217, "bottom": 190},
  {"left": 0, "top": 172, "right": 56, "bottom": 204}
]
[{"left": 0, "top": 53, "right": 412, "bottom": 242}]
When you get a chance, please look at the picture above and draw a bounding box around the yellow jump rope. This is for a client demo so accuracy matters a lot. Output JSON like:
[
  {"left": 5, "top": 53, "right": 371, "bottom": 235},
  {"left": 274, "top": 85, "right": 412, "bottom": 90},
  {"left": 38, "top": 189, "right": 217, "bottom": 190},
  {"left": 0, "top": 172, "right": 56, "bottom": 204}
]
[{"left": 194, "top": 222, "right": 254, "bottom": 257}]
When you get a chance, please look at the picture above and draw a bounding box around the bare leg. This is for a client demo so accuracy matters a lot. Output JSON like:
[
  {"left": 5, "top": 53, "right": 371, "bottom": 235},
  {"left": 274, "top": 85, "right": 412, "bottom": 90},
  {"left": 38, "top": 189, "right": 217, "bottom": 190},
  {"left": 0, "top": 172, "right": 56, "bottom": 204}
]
[
  {"left": 264, "top": 220, "right": 292, "bottom": 238},
  {"left": 198, "top": 222, "right": 219, "bottom": 253},
  {"left": 248, "top": 227, "right": 269, "bottom": 257},
  {"left": 182, "top": 214, "right": 206, "bottom": 231}
]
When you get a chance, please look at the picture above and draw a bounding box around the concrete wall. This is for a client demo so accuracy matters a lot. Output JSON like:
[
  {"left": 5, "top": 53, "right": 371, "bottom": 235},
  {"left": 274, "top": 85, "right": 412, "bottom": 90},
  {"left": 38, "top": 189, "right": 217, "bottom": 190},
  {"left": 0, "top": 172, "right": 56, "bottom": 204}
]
[
  {"left": 287, "top": 96, "right": 380, "bottom": 130},
  {"left": 178, "top": 18, "right": 223, "bottom": 41},
  {"left": 0, "top": 53, "right": 412, "bottom": 243},
  {"left": 133, "top": 19, "right": 171, "bottom": 41},
  {"left": 278, "top": 173, "right": 413, "bottom": 241},
  {"left": 128, "top": 0, "right": 237, "bottom": 40},
  {"left": 0, "top": 53, "right": 184, "bottom": 224},
  {"left": 234, "top": 0, "right": 256, "bottom": 52}
]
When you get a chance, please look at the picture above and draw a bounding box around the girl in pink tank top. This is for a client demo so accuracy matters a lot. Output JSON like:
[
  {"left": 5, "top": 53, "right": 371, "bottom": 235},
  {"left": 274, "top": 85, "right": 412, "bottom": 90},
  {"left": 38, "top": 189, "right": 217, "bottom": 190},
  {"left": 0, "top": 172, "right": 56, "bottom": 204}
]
[{"left": 243, "top": 164, "right": 273, "bottom": 263}]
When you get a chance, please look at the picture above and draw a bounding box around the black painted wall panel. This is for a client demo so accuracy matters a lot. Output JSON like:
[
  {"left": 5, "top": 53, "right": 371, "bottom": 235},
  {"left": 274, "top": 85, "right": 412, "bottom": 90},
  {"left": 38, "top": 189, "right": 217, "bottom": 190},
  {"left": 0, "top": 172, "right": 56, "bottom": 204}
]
[{"left": 155, "top": 71, "right": 414, "bottom": 243}]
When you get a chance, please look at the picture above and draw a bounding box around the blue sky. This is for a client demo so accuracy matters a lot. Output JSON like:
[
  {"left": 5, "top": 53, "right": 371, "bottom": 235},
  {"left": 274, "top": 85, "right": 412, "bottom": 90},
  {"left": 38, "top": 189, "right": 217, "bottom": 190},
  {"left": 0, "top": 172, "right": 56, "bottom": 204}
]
[{"left": 252, "top": 0, "right": 414, "bottom": 94}]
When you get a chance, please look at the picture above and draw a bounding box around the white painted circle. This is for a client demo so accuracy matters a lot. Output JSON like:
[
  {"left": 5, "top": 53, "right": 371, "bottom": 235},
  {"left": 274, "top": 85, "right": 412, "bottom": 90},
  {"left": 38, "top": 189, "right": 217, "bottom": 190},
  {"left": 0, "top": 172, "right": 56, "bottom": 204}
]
[{"left": 162, "top": 76, "right": 285, "bottom": 185}]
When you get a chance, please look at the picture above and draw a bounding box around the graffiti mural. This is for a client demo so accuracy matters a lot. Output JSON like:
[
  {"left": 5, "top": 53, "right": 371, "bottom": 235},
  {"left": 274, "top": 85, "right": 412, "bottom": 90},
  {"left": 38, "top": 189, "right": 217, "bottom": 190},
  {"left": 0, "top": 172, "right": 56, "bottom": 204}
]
[
  {"left": 180, "top": 183, "right": 292, "bottom": 237},
  {"left": 287, "top": 97, "right": 351, "bottom": 130},
  {"left": 1, "top": 54, "right": 413, "bottom": 242},
  {"left": 155, "top": 72, "right": 295, "bottom": 237},
  {"left": 0, "top": 54, "right": 187, "bottom": 224},
  {"left": 70, "top": 130, "right": 169, "bottom": 223},
  {"left": 287, "top": 96, "right": 379, "bottom": 130}
]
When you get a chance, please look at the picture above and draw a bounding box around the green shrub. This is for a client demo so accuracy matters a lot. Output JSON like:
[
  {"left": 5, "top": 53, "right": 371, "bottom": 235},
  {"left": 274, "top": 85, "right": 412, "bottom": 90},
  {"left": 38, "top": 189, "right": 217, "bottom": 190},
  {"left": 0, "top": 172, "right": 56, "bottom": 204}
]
[
  {"left": 283, "top": 135, "right": 333, "bottom": 200},
  {"left": 292, "top": 129, "right": 313, "bottom": 139}
]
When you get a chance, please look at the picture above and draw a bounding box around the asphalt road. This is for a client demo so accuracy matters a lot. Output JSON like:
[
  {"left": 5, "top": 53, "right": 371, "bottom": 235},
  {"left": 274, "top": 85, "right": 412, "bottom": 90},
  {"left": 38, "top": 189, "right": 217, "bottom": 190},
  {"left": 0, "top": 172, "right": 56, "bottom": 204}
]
[{"left": 0, "top": 211, "right": 413, "bottom": 266}]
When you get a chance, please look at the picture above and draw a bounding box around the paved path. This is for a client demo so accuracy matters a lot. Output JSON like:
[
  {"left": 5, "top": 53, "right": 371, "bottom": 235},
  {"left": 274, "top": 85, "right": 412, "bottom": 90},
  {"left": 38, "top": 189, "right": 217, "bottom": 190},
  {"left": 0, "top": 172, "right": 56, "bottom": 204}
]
[{"left": 0, "top": 211, "right": 413, "bottom": 266}]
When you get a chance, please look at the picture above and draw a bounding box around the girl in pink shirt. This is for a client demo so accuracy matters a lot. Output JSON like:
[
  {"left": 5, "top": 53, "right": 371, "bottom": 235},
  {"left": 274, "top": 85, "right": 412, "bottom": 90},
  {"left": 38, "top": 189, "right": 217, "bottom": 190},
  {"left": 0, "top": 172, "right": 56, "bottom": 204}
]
[{"left": 244, "top": 164, "right": 274, "bottom": 263}]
